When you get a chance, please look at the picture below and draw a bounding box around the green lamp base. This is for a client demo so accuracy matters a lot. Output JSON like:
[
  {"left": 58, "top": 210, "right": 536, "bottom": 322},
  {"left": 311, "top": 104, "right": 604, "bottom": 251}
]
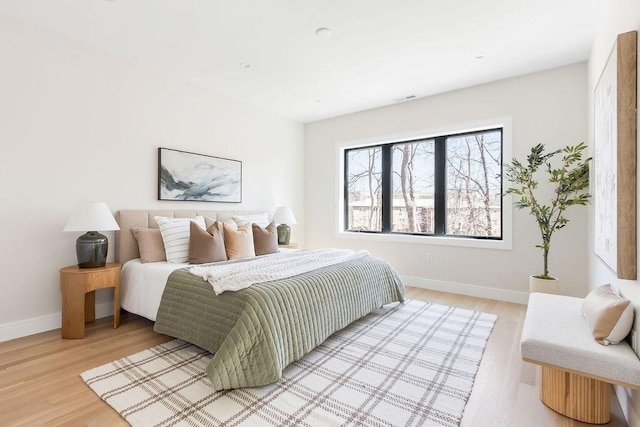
[
  {"left": 277, "top": 224, "right": 291, "bottom": 245},
  {"left": 76, "top": 231, "right": 108, "bottom": 268}
]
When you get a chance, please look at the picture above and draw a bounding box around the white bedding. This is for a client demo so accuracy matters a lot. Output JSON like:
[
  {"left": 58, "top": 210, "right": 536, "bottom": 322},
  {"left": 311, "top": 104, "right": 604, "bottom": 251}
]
[
  {"left": 121, "top": 248, "right": 300, "bottom": 321},
  {"left": 121, "top": 259, "right": 186, "bottom": 321}
]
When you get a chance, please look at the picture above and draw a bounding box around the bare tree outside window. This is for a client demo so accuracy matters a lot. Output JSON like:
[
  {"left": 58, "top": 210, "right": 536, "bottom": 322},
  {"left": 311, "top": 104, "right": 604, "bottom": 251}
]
[
  {"left": 346, "top": 147, "right": 382, "bottom": 231},
  {"left": 392, "top": 140, "right": 435, "bottom": 233},
  {"left": 446, "top": 131, "right": 502, "bottom": 237},
  {"left": 344, "top": 128, "right": 502, "bottom": 240}
]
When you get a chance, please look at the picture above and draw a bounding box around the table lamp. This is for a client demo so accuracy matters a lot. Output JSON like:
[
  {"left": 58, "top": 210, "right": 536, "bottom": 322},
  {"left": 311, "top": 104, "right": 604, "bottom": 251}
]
[
  {"left": 63, "top": 202, "right": 120, "bottom": 268},
  {"left": 273, "top": 206, "right": 297, "bottom": 245}
]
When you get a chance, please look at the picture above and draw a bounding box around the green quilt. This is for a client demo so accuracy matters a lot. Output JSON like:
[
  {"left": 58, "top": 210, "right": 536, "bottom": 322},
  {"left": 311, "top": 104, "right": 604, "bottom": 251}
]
[{"left": 153, "top": 254, "right": 405, "bottom": 390}]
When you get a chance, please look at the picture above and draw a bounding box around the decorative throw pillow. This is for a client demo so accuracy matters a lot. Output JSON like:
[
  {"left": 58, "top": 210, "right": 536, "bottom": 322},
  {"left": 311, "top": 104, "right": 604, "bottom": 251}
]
[
  {"left": 253, "top": 221, "right": 278, "bottom": 256},
  {"left": 188, "top": 222, "right": 227, "bottom": 264},
  {"left": 155, "top": 216, "right": 206, "bottom": 263},
  {"left": 217, "top": 218, "right": 237, "bottom": 233},
  {"left": 582, "top": 284, "right": 634, "bottom": 345},
  {"left": 203, "top": 216, "right": 217, "bottom": 228},
  {"left": 223, "top": 222, "right": 256, "bottom": 260},
  {"left": 233, "top": 212, "right": 270, "bottom": 228},
  {"left": 131, "top": 227, "right": 166, "bottom": 263}
]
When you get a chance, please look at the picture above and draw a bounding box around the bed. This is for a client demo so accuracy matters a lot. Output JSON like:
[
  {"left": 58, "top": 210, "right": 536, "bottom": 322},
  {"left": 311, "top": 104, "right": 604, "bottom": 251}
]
[{"left": 115, "top": 209, "right": 406, "bottom": 390}]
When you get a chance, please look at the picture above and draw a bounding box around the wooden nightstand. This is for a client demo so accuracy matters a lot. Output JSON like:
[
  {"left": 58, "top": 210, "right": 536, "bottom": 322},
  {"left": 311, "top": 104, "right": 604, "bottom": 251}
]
[
  {"left": 59, "top": 262, "right": 121, "bottom": 339},
  {"left": 279, "top": 243, "right": 299, "bottom": 249}
]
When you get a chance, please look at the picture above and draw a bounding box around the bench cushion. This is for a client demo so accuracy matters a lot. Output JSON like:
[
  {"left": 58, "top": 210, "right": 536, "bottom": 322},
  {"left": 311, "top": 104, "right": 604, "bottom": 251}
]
[{"left": 521, "top": 293, "right": 640, "bottom": 388}]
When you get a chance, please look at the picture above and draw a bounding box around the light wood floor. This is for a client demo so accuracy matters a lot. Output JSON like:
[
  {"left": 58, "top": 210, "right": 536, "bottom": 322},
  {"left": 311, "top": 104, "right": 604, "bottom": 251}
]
[{"left": 0, "top": 287, "right": 628, "bottom": 426}]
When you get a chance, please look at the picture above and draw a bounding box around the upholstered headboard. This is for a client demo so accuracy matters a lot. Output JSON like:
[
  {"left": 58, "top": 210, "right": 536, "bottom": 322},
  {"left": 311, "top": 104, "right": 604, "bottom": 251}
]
[{"left": 115, "top": 209, "right": 265, "bottom": 264}]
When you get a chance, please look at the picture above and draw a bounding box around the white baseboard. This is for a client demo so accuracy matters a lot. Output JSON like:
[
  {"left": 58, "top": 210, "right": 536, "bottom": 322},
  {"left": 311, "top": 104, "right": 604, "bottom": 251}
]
[
  {"left": 0, "top": 302, "right": 114, "bottom": 343},
  {"left": 1, "top": 279, "right": 526, "bottom": 342},
  {"left": 402, "top": 275, "right": 529, "bottom": 305}
]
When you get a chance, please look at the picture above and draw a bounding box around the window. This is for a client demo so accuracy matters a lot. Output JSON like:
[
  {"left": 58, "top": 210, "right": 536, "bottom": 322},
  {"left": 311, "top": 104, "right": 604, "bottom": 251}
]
[
  {"left": 344, "top": 128, "right": 503, "bottom": 240},
  {"left": 345, "top": 146, "right": 382, "bottom": 231},
  {"left": 392, "top": 140, "right": 435, "bottom": 234}
]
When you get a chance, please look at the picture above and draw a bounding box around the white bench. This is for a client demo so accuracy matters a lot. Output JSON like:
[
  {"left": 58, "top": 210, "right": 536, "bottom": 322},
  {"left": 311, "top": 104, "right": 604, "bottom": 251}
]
[{"left": 520, "top": 292, "right": 640, "bottom": 424}]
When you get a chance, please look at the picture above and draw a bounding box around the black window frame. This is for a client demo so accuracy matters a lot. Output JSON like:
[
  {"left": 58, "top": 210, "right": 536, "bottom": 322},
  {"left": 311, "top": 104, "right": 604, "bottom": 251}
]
[{"left": 344, "top": 127, "right": 504, "bottom": 241}]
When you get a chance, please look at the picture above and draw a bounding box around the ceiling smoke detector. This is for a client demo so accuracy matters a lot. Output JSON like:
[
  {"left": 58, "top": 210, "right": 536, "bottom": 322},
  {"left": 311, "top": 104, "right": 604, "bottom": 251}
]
[{"left": 315, "top": 27, "right": 332, "bottom": 38}]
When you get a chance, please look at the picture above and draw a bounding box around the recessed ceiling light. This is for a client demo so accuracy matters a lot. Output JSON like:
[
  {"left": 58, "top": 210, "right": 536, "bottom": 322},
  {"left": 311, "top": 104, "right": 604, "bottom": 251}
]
[
  {"left": 240, "top": 63, "right": 251, "bottom": 68},
  {"left": 475, "top": 53, "right": 486, "bottom": 59},
  {"left": 315, "top": 27, "right": 332, "bottom": 38}
]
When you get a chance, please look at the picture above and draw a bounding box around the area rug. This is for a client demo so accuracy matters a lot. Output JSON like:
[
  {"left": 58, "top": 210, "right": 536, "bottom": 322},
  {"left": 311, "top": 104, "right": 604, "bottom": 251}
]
[{"left": 81, "top": 300, "right": 496, "bottom": 427}]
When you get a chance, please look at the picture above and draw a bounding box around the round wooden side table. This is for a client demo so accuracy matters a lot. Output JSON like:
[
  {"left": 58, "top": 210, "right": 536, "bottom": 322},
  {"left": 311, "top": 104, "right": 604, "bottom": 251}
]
[{"left": 59, "top": 262, "right": 121, "bottom": 339}]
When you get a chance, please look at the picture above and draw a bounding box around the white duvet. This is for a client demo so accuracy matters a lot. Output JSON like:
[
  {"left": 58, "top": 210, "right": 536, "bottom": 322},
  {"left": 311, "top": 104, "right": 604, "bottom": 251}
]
[{"left": 120, "top": 259, "right": 186, "bottom": 321}]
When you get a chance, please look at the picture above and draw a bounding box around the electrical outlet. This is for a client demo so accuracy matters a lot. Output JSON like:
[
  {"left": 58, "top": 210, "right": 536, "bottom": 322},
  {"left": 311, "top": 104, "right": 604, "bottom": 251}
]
[{"left": 425, "top": 253, "right": 433, "bottom": 262}]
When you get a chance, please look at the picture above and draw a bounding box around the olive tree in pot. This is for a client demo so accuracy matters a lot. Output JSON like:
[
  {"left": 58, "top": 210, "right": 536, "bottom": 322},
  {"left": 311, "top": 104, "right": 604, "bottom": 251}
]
[{"left": 504, "top": 142, "right": 591, "bottom": 294}]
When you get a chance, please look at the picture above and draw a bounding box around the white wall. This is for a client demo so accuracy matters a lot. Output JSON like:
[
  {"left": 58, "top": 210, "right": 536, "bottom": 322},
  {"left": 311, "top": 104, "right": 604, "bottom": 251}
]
[
  {"left": 587, "top": 1, "right": 640, "bottom": 424},
  {"left": 0, "top": 14, "right": 304, "bottom": 341},
  {"left": 305, "top": 63, "right": 588, "bottom": 303}
]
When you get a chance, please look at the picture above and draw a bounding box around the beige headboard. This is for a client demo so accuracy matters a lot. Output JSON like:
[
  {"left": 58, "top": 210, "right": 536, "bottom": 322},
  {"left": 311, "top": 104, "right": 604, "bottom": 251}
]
[{"left": 115, "top": 209, "right": 265, "bottom": 264}]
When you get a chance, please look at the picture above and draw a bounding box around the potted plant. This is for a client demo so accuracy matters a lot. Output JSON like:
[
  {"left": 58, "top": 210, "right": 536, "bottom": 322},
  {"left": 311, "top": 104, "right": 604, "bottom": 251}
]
[{"left": 504, "top": 142, "right": 591, "bottom": 294}]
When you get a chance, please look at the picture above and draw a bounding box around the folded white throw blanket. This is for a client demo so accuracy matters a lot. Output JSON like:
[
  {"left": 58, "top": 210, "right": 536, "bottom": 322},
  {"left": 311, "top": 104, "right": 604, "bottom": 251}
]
[{"left": 189, "top": 248, "right": 369, "bottom": 295}]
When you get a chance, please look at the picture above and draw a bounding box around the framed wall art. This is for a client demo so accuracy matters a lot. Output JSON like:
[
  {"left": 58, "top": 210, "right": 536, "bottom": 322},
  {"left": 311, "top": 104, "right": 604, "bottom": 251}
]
[
  {"left": 158, "top": 147, "right": 242, "bottom": 203},
  {"left": 593, "top": 30, "right": 637, "bottom": 280}
]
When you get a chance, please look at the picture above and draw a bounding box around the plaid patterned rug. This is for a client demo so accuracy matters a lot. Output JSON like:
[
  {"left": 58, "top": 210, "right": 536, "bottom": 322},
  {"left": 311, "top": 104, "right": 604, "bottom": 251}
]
[{"left": 81, "top": 300, "right": 496, "bottom": 427}]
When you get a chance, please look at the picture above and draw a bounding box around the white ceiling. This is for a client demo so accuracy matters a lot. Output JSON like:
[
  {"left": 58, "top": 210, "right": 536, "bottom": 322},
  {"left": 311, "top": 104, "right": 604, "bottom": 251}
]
[{"left": 0, "top": 0, "right": 597, "bottom": 123}]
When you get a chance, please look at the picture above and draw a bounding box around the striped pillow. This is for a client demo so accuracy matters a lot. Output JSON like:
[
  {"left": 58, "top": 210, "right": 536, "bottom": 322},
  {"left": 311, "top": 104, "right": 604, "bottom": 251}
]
[
  {"left": 233, "top": 212, "right": 270, "bottom": 228},
  {"left": 155, "top": 216, "right": 206, "bottom": 263}
]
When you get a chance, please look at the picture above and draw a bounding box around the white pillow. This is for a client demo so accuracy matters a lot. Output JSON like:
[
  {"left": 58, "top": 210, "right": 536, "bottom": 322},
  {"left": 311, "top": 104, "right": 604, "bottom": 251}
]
[
  {"left": 233, "top": 212, "right": 269, "bottom": 228},
  {"left": 582, "top": 284, "right": 634, "bottom": 345},
  {"left": 155, "top": 216, "right": 206, "bottom": 263}
]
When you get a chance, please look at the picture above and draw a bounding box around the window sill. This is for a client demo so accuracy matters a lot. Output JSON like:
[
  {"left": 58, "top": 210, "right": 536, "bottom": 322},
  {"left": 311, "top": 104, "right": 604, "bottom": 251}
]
[{"left": 336, "top": 230, "right": 512, "bottom": 250}]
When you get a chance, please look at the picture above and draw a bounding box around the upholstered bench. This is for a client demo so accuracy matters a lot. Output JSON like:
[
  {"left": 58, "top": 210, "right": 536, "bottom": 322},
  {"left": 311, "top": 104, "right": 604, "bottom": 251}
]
[{"left": 521, "top": 292, "right": 640, "bottom": 424}]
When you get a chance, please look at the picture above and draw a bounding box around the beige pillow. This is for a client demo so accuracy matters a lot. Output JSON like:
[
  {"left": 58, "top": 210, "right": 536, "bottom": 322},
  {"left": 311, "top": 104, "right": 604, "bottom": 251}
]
[
  {"left": 218, "top": 219, "right": 237, "bottom": 233},
  {"left": 582, "top": 284, "right": 634, "bottom": 345},
  {"left": 188, "top": 222, "right": 227, "bottom": 264},
  {"left": 131, "top": 227, "right": 166, "bottom": 263},
  {"left": 223, "top": 222, "right": 255, "bottom": 260},
  {"left": 253, "top": 221, "right": 278, "bottom": 256}
]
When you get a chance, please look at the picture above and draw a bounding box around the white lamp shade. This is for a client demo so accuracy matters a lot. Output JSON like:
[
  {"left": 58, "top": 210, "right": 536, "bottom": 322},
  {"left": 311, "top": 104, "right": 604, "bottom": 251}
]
[
  {"left": 63, "top": 202, "right": 120, "bottom": 232},
  {"left": 273, "top": 206, "right": 297, "bottom": 225}
]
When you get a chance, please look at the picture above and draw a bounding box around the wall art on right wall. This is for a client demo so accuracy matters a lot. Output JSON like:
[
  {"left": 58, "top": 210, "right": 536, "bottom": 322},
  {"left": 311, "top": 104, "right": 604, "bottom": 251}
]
[{"left": 594, "top": 30, "right": 637, "bottom": 280}]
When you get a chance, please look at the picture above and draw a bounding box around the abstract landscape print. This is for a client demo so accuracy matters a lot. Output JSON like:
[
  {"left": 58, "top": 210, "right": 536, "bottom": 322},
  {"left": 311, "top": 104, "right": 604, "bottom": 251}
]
[{"left": 158, "top": 147, "right": 242, "bottom": 202}]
